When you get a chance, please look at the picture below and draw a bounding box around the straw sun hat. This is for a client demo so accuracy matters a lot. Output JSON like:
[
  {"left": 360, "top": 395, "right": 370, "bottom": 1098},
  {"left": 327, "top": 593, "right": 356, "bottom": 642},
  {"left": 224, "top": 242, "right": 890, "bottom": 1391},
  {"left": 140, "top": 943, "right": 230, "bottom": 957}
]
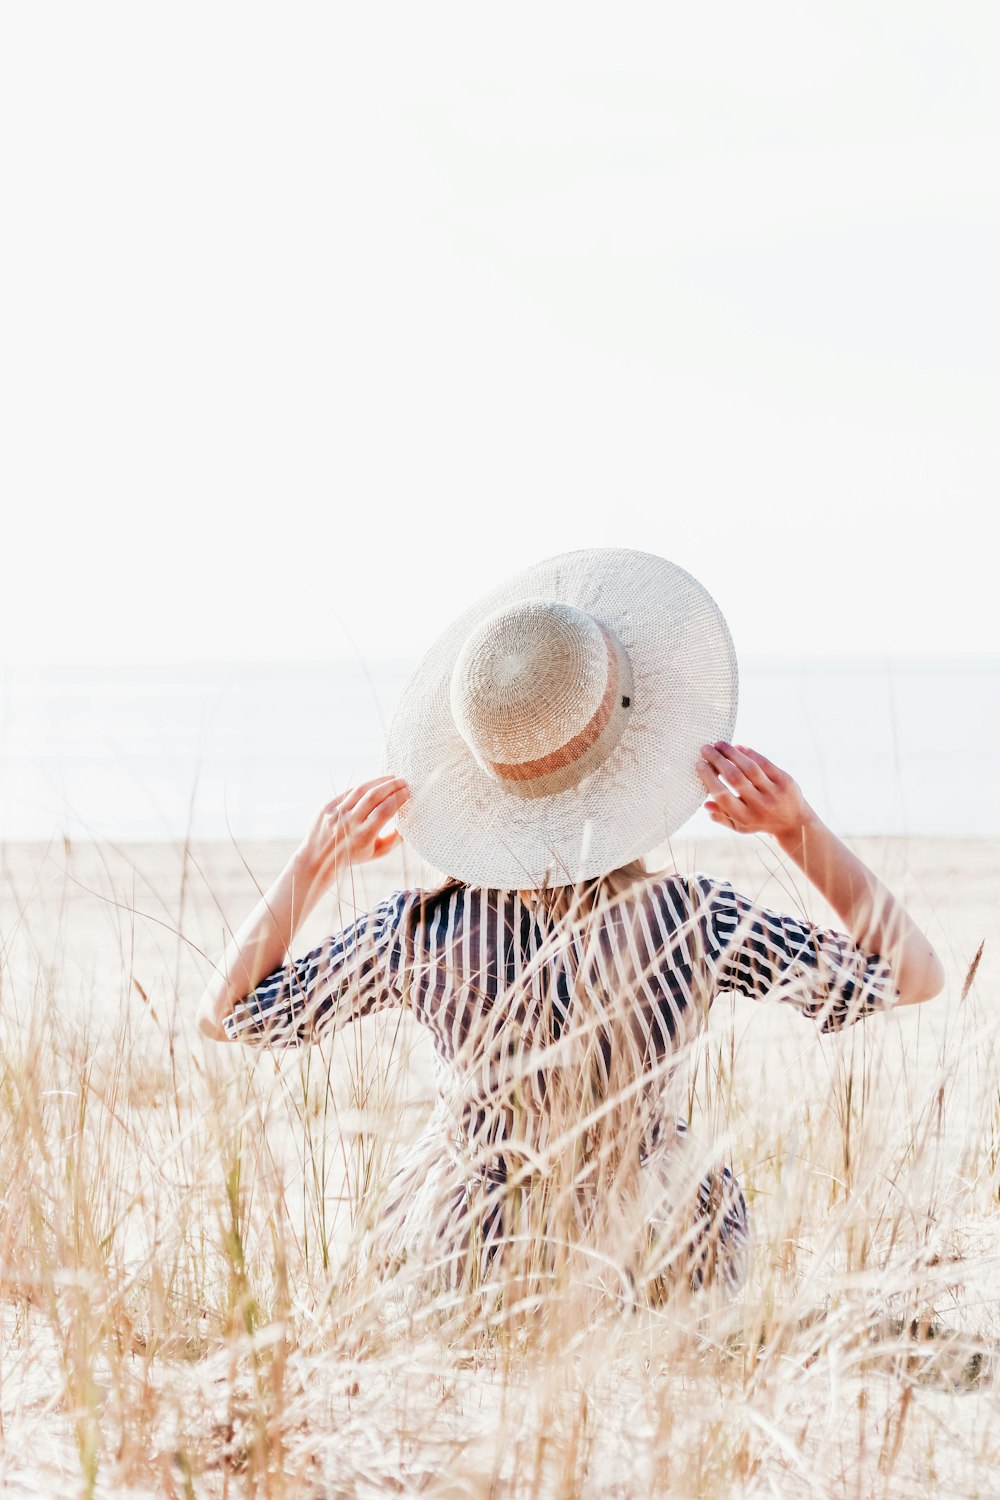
[{"left": 382, "top": 547, "right": 738, "bottom": 888}]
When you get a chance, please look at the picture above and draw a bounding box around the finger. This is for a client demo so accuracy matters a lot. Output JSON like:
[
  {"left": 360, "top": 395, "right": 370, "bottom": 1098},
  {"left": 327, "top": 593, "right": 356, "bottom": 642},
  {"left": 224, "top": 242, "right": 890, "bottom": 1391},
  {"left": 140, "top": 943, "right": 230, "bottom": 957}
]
[
  {"left": 699, "top": 745, "right": 755, "bottom": 796},
  {"left": 345, "top": 775, "right": 408, "bottom": 811},
  {"left": 360, "top": 786, "right": 410, "bottom": 826},
  {"left": 345, "top": 777, "right": 409, "bottom": 817},
  {"left": 321, "top": 780, "right": 391, "bottom": 821},
  {"left": 696, "top": 759, "right": 731, "bottom": 798},
  {"left": 696, "top": 763, "right": 744, "bottom": 820},
  {"left": 708, "top": 800, "right": 748, "bottom": 833},
  {"left": 357, "top": 784, "right": 411, "bottom": 827},
  {"left": 695, "top": 759, "right": 715, "bottom": 788},
  {"left": 707, "top": 806, "right": 733, "bottom": 827},
  {"left": 711, "top": 790, "right": 746, "bottom": 823},
  {"left": 712, "top": 742, "right": 769, "bottom": 794},
  {"left": 371, "top": 828, "right": 402, "bottom": 859},
  {"left": 732, "top": 745, "right": 786, "bottom": 784}
]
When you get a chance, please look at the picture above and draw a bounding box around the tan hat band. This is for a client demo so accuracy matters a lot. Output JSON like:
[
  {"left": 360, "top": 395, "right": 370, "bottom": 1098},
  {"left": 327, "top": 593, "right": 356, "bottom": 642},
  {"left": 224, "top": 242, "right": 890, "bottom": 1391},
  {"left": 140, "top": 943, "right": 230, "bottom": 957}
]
[{"left": 485, "top": 628, "right": 624, "bottom": 785}]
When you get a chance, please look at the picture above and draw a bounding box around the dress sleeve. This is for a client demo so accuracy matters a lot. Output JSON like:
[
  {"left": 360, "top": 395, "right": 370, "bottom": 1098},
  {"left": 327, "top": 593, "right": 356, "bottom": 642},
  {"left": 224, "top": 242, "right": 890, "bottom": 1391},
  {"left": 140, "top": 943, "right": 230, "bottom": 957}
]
[
  {"left": 222, "top": 889, "right": 409, "bottom": 1048},
  {"left": 690, "top": 873, "right": 900, "bottom": 1032}
]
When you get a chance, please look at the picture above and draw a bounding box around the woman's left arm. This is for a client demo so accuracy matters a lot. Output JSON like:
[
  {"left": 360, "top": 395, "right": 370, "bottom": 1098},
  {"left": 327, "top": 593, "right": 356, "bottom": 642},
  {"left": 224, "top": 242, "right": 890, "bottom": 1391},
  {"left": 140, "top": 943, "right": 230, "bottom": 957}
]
[
  {"left": 698, "top": 743, "right": 944, "bottom": 1006},
  {"left": 195, "top": 776, "right": 409, "bottom": 1041}
]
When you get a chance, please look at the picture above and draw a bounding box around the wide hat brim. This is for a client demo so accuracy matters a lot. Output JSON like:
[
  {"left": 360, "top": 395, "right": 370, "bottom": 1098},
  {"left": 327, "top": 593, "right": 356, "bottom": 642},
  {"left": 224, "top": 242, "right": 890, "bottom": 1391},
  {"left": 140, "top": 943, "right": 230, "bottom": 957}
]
[{"left": 381, "top": 547, "right": 738, "bottom": 887}]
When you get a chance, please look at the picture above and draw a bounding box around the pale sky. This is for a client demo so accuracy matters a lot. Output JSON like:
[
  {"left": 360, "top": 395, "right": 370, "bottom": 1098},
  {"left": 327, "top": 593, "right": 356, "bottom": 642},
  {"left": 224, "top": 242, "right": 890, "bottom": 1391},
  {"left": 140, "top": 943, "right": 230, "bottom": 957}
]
[{"left": 2, "top": 3, "right": 998, "bottom": 666}]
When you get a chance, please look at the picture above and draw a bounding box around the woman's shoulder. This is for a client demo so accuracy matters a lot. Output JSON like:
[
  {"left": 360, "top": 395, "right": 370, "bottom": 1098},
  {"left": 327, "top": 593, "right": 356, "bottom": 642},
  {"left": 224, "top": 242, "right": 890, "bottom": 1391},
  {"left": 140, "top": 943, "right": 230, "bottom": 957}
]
[
  {"left": 633, "top": 870, "right": 739, "bottom": 938},
  {"left": 379, "top": 880, "right": 470, "bottom": 931},
  {"left": 640, "top": 868, "right": 734, "bottom": 906}
]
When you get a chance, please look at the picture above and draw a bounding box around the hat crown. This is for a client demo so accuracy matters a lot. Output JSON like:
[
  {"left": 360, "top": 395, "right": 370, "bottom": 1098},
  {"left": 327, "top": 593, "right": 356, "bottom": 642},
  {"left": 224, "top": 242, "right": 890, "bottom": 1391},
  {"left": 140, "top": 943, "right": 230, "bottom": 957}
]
[{"left": 450, "top": 600, "right": 614, "bottom": 768}]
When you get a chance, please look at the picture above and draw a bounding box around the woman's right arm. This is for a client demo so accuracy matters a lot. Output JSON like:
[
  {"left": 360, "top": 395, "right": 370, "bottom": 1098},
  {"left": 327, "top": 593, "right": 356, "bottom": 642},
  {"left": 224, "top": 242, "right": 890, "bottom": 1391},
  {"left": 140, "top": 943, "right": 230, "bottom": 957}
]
[
  {"left": 195, "top": 776, "right": 409, "bottom": 1041},
  {"left": 697, "top": 742, "right": 945, "bottom": 1007}
]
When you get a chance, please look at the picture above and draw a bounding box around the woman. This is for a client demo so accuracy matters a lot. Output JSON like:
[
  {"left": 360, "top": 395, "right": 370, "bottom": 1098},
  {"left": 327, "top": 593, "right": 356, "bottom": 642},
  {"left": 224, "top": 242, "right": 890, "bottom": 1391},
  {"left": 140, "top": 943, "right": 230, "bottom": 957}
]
[{"left": 196, "top": 550, "right": 944, "bottom": 1304}]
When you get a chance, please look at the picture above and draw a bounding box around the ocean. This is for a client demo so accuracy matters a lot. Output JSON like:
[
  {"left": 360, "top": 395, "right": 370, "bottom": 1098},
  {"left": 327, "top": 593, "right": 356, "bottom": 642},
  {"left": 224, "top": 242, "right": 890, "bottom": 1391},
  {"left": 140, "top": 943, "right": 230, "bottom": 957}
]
[{"left": 0, "top": 658, "right": 996, "bottom": 843}]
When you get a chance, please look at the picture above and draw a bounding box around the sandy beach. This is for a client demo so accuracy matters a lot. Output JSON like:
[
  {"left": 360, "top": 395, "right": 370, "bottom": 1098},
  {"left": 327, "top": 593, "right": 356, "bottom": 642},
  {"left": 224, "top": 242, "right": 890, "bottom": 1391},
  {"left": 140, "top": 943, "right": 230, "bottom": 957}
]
[{"left": 1, "top": 832, "right": 997, "bottom": 1495}]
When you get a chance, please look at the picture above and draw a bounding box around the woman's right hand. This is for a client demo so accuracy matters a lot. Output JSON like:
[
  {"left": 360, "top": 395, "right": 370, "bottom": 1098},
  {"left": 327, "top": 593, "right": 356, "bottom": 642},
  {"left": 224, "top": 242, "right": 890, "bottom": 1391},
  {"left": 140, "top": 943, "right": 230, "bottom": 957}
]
[
  {"left": 696, "top": 742, "right": 811, "bottom": 841},
  {"left": 294, "top": 776, "right": 411, "bottom": 890},
  {"left": 195, "top": 777, "right": 410, "bottom": 1042},
  {"left": 697, "top": 742, "right": 944, "bottom": 1004}
]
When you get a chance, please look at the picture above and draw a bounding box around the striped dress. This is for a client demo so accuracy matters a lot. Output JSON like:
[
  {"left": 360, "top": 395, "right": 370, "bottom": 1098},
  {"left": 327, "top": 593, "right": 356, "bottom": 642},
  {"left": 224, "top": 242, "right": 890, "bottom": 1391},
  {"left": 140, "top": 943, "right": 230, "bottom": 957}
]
[{"left": 223, "top": 871, "right": 900, "bottom": 1300}]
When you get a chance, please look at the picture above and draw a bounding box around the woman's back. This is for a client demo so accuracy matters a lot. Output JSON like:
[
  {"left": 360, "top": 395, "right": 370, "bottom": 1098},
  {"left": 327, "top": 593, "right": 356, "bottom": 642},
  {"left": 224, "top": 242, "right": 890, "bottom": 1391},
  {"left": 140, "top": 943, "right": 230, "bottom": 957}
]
[
  {"left": 223, "top": 867, "right": 899, "bottom": 1058},
  {"left": 393, "top": 876, "right": 721, "bottom": 1211},
  {"left": 221, "top": 867, "right": 899, "bottom": 1299}
]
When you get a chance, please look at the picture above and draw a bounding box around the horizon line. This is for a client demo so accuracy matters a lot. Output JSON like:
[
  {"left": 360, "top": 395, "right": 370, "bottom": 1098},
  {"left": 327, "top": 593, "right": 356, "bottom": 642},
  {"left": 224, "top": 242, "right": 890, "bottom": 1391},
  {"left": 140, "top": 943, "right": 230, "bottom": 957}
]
[{"left": 3, "top": 652, "right": 999, "bottom": 673}]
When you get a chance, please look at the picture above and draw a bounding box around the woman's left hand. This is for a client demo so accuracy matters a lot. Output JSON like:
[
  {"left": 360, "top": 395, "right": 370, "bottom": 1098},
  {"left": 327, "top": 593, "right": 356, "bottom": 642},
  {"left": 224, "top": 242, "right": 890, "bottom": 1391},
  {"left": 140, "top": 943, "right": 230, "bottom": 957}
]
[{"left": 696, "top": 742, "right": 810, "bottom": 839}]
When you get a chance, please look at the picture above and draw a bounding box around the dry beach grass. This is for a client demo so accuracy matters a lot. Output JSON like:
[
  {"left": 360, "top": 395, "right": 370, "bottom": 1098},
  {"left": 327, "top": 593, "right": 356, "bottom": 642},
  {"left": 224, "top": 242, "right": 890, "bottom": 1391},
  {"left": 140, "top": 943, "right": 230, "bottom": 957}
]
[{"left": 0, "top": 831, "right": 997, "bottom": 1497}]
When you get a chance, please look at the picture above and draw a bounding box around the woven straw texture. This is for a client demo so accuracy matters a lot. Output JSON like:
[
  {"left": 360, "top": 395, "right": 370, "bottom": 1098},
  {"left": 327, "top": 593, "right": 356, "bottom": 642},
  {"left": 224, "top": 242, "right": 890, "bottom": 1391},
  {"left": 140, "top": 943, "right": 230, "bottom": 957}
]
[{"left": 381, "top": 548, "right": 738, "bottom": 887}]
